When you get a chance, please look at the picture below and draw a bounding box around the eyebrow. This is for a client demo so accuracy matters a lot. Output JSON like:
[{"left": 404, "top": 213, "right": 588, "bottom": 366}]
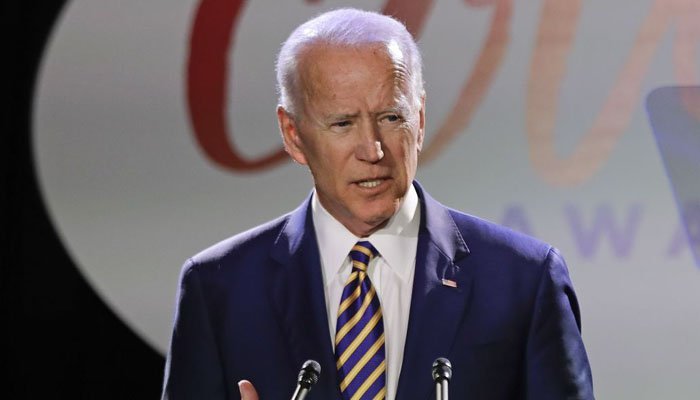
[
  {"left": 325, "top": 113, "right": 359, "bottom": 121},
  {"left": 322, "top": 105, "right": 409, "bottom": 123},
  {"left": 379, "top": 106, "right": 406, "bottom": 114}
]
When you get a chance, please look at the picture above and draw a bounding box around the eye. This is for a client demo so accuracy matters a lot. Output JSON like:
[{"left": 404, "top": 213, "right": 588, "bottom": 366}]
[
  {"left": 380, "top": 114, "right": 403, "bottom": 124},
  {"left": 331, "top": 120, "right": 352, "bottom": 128}
]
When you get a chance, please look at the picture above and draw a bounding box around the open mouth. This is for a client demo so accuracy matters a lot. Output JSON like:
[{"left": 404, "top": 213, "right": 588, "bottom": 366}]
[
  {"left": 356, "top": 178, "right": 387, "bottom": 188},
  {"left": 358, "top": 180, "right": 381, "bottom": 188}
]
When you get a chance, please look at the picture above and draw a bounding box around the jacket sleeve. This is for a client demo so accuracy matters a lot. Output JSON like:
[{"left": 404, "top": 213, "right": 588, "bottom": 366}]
[
  {"left": 525, "top": 248, "right": 595, "bottom": 400},
  {"left": 161, "top": 260, "right": 229, "bottom": 400}
]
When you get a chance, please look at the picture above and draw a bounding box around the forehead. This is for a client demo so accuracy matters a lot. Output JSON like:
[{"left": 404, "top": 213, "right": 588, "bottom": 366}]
[{"left": 297, "top": 42, "right": 411, "bottom": 108}]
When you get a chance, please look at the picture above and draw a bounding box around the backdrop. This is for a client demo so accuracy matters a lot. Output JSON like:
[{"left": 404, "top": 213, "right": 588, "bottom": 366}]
[{"left": 8, "top": 0, "right": 700, "bottom": 398}]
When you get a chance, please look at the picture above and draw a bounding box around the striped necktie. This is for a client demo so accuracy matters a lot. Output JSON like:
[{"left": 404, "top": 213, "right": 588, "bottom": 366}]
[{"left": 335, "top": 241, "right": 386, "bottom": 400}]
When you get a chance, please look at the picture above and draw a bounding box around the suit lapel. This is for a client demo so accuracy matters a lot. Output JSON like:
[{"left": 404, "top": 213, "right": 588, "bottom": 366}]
[
  {"left": 269, "top": 195, "right": 340, "bottom": 399},
  {"left": 266, "top": 184, "right": 472, "bottom": 399},
  {"left": 395, "top": 183, "right": 472, "bottom": 399}
]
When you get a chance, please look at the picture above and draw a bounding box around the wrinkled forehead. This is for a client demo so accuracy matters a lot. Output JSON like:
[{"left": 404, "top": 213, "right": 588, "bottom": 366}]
[{"left": 297, "top": 41, "right": 413, "bottom": 99}]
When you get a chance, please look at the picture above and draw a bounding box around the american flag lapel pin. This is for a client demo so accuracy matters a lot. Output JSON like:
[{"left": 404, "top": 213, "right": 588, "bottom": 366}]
[{"left": 441, "top": 278, "right": 458, "bottom": 288}]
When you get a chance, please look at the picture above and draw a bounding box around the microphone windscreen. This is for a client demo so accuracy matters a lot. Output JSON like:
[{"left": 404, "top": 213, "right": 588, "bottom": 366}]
[
  {"left": 432, "top": 357, "right": 452, "bottom": 382},
  {"left": 298, "top": 359, "right": 321, "bottom": 387}
]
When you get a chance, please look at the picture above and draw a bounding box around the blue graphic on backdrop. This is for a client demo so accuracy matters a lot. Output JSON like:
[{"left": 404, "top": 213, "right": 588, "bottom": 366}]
[{"left": 647, "top": 86, "right": 700, "bottom": 268}]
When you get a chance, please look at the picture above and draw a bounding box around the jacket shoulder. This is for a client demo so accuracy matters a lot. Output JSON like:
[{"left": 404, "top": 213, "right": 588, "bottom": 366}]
[
  {"left": 447, "top": 207, "right": 556, "bottom": 266},
  {"left": 182, "top": 212, "right": 292, "bottom": 275}
]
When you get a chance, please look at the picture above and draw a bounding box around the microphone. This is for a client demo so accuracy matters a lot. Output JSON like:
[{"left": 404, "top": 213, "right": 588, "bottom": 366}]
[
  {"left": 432, "top": 357, "right": 452, "bottom": 400},
  {"left": 290, "top": 360, "right": 321, "bottom": 400}
]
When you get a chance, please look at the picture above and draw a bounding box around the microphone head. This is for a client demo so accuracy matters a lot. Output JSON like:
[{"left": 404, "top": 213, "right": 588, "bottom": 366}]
[
  {"left": 298, "top": 359, "right": 321, "bottom": 389},
  {"left": 432, "top": 357, "right": 452, "bottom": 382}
]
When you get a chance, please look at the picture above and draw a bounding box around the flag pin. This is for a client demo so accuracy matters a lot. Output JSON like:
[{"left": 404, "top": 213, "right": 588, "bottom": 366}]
[{"left": 441, "top": 278, "right": 457, "bottom": 288}]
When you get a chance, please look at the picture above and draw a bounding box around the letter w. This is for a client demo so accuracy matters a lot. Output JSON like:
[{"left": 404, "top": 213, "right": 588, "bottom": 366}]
[{"left": 566, "top": 204, "right": 643, "bottom": 259}]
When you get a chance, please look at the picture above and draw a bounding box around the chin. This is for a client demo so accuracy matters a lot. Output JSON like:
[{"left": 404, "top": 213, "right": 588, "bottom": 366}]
[{"left": 361, "top": 204, "right": 399, "bottom": 226}]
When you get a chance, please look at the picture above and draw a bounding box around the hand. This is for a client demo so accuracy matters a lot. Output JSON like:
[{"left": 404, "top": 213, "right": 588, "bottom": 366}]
[{"left": 238, "top": 380, "right": 259, "bottom": 400}]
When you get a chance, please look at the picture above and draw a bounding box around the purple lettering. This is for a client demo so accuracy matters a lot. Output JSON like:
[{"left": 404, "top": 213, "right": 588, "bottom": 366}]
[
  {"left": 565, "top": 204, "right": 643, "bottom": 259},
  {"left": 667, "top": 200, "right": 700, "bottom": 264}
]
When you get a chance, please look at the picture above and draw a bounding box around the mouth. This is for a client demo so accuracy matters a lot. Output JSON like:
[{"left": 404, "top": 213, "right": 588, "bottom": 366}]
[
  {"left": 354, "top": 177, "right": 389, "bottom": 189},
  {"left": 358, "top": 179, "right": 382, "bottom": 188}
]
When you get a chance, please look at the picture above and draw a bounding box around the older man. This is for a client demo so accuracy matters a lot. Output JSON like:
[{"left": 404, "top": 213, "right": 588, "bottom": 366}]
[{"left": 162, "top": 8, "right": 593, "bottom": 400}]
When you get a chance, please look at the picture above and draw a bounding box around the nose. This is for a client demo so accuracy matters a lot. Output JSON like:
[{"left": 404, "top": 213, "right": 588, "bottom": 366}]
[{"left": 355, "top": 122, "right": 384, "bottom": 163}]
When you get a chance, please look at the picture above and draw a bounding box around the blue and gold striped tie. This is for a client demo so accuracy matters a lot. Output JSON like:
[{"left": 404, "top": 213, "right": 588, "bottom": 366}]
[{"left": 335, "top": 241, "right": 386, "bottom": 400}]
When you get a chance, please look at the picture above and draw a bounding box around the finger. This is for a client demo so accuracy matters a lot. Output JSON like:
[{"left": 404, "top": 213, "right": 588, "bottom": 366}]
[{"left": 238, "top": 380, "right": 259, "bottom": 400}]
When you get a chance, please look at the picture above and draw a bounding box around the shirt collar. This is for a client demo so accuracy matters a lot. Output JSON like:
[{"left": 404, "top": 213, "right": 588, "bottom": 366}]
[{"left": 312, "top": 185, "right": 420, "bottom": 283}]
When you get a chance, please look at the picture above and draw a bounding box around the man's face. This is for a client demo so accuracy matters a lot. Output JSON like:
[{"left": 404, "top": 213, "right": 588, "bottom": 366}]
[{"left": 278, "top": 43, "right": 425, "bottom": 237}]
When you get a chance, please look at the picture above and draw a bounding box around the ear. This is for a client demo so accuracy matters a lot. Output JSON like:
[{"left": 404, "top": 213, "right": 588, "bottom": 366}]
[
  {"left": 416, "top": 93, "right": 426, "bottom": 151},
  {"left": 277, "top": 106, "right": 308, "bottom": 165}
]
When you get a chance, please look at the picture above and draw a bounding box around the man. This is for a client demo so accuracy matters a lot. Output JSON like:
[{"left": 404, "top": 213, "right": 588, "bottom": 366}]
[{"left": 162, "top": 8, "right": 593, "bottom": 400}]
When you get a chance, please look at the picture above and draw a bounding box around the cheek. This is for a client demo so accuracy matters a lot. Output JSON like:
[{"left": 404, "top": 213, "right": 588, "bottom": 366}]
[
  {"left": 397, "top": 131, "right": 419, "bottom": 163},
  {"left": 308, "top": 147, "right": 349, "bottom": 187}
]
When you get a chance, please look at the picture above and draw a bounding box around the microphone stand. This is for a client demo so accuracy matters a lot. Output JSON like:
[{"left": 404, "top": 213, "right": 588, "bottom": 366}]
[{"left": 432, "top": 357, "right": 452, "bottom": 400}]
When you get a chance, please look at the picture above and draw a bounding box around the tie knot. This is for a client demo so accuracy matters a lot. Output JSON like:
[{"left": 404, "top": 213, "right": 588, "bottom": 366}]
[{"left": 349, "top": 241, "right": 378, "bottom": 272}]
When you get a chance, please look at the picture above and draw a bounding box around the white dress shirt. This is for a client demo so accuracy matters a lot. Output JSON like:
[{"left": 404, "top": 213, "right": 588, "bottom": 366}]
[{"left": 311, "top": 186, "right": 420, "bottom": 400}]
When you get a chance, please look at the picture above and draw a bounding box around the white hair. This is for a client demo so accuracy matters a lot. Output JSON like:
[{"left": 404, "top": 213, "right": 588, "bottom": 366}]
[{"left": 275, "top": 8, "right": 424, "bottom": 116}]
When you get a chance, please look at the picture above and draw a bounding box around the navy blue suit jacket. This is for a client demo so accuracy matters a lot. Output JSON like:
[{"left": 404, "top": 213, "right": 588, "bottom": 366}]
[{"left": 162, "top": 182, "right": 593, "bottom": 399}]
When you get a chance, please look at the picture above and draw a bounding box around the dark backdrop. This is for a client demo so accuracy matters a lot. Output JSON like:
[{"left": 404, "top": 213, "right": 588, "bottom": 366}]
[{"left": 3, "top": 1, "right": 164, "bottom": 397}]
